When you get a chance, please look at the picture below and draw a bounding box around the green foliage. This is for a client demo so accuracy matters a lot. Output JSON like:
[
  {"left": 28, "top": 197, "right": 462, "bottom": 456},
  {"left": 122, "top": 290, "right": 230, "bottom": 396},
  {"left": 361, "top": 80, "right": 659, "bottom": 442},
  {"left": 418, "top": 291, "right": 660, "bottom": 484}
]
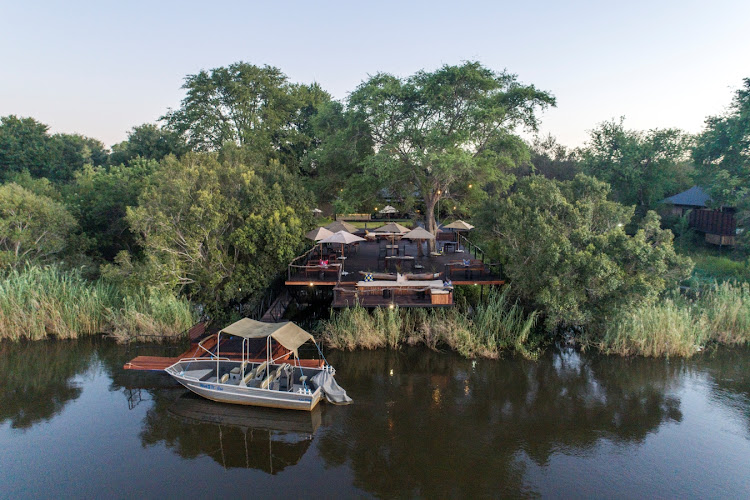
[
  {"left": 0, "top": 183, "right": 78, "bottom": 268},
  {"left": 581, "top": 118, "right": 694, "bottom": 215},
  {"left": 524, "top": 134, "right": 581, "bottom": 181},
  {"left": 319, "top": 288, "right": 539, "bottom": 359},
  {"left": 477, "top": 174, "right": 692, "bottom": 328},
  {"left": 0, "top": 115, "right": 106, "bottom": 182},
  {"left": 65, "top": 158, "right": 159, "bottom": 260},
  {"left": 0, "top": 265, "right": 195, "bottom": 342},
  {"left": 693, "top": 78, "right": 750, "bottom": 248},
  {"left": 331, "top": 62, "right": 554, "bottom": 239},
  {"left": 162, "top": 62, "right": 329, "bottom": 171},
  {"left": 109, "top": 123, "right": 187, "bottom": 165},
  {"left": 600, "top": 283, "right": 750, "bottom": 357},
  {"left": 120, "top": 151, "right": 313, "bottom": 318}
]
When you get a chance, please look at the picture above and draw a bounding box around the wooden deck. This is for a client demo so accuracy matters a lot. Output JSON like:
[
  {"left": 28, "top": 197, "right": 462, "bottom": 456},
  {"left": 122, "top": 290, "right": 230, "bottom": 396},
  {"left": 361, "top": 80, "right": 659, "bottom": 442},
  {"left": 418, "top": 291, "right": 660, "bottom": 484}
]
[
  {"left": 287, "top": 238, "right": 503, "bottom": 286},
  {"left": 123, "top": 332, "right": 324, "bottom": 371}
]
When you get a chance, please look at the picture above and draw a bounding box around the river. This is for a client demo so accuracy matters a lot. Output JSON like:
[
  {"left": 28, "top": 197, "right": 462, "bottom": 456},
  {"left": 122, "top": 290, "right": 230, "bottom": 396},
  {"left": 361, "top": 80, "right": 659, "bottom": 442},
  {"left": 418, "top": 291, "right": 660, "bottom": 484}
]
[{"left": 1, "top": 339, "right": 749, "bottom": 498}]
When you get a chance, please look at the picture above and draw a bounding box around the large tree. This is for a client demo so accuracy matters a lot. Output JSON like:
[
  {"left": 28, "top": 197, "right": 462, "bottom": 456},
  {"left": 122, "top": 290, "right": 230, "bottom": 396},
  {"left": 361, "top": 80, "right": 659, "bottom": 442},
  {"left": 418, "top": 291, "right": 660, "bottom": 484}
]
[
  {"left": 122, "top": 151, "right": 313, "bottom": 317},
  {"left": 0, "top": 115, "right": 107, "bottom": 182},
  {"left": 477, "top": 174, "right": 692, "bottom": 328},
  {"left": 0, "top": 183, "right": 78, "bottom": 268},
  {"left": 109, "top": 123, "right": 187, "bottom": 166},
  {"left": 344, "top": 62, "right": 555, "bottom": 244},
  {"left": 693, "top": 78, "right": 750, "bottom": 245},
  {"left": 580, "top": 119, "right": 694, "bottom": 215},
  {"left": 162, "top": 62, "right": 329, "bottom": 171}
]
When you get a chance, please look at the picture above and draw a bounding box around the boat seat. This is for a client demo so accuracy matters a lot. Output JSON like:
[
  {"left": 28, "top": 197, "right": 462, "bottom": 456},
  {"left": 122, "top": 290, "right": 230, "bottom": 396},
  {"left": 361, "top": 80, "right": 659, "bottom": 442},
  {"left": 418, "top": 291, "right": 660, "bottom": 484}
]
[
  {"left": 230, "top": 366, "right": 241, "bottom": 375},
  {"left": 241, "top": 361, "right": 268, "bottom": 387},
  {"left": 260, "top": 363, "right": 291, "bottom": 390}
]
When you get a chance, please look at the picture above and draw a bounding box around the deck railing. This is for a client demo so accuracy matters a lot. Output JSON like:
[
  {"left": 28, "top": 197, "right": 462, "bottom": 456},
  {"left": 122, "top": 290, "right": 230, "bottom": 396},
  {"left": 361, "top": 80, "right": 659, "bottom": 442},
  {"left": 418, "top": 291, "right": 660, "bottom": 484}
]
[
  {"left": 287, "top": 244, "right": 343, "bottom": 282},
  {"left": 457, "top": 233, "right": 503, "bottom": 279}
]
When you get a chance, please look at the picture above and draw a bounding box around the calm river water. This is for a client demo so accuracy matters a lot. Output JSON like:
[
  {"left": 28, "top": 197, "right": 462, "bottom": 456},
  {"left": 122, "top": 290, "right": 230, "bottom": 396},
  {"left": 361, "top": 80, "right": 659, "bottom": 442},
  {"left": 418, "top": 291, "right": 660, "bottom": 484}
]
[{"left": 1, "top": 338, "right": 749, "bottom": 498}]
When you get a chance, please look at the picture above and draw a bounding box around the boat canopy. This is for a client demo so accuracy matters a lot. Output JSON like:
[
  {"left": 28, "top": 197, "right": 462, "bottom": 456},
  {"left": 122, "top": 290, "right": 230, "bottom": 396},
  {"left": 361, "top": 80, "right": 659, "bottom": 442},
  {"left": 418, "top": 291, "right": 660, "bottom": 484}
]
[{"left": 219, "top": 318, "right": 315, "bottom": 356}]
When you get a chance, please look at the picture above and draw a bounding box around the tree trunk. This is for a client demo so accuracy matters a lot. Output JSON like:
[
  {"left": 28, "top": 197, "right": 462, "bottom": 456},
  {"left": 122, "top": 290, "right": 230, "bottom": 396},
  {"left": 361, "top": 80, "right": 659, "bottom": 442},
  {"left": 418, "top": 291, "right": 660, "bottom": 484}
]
[{"left": 425, "top": 195, "right": 438, "bottom": 252}]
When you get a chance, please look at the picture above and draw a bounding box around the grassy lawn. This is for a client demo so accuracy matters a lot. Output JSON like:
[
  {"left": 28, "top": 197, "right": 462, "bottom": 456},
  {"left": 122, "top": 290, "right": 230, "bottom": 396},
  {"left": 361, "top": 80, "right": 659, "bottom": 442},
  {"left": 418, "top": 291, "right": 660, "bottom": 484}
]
[{"left": 675, "top": 233, "right": 749, "bottom": 286}]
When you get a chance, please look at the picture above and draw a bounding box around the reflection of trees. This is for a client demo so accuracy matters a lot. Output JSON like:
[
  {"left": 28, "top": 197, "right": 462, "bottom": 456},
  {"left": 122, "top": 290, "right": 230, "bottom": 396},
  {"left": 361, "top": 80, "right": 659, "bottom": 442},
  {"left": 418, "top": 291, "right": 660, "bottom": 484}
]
[
  {"left": 318, "top": 348, "right": 684, "bottom": 498},
  {"left": 698, "top": 347, "right": 750, "bottom": 432},
  {"left": 139, "top": 393, "right": 321, "bottom": 473},
  {"left": 0, "top": 339, "right": 95, "bottom": 429}
]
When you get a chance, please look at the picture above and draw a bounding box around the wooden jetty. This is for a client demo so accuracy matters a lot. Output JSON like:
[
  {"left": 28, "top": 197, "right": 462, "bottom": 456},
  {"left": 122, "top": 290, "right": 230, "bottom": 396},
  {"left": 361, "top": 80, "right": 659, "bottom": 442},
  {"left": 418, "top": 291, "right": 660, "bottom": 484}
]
[{"left": 123, "top": 322, "right": 324, "bottom": 372}]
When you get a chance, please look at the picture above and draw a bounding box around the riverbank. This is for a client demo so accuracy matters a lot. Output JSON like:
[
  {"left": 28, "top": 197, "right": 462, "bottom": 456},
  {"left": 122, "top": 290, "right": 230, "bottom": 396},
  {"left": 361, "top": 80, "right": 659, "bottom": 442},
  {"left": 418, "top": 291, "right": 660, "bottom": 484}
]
[
  {"left": 318, "top": 282, "right": 750, "bottom": 359},
  {"left": 0, "top": 265, "right": 196, "bottom": 342}
]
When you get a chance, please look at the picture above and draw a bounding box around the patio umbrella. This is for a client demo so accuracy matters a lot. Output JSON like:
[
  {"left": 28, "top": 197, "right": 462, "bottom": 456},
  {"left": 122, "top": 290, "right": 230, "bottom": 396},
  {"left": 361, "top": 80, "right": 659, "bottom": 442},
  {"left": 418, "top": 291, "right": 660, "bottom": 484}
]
[
  {"left": 372, "top": 222, "right": 410, "bottom": 234},
  {"left": 312, "top": 208, "right": 323, "bottom": 216},
  {"left": 379, "top": 205, "right": 397, "bottom": 220},
  {"left": 402, "top": 226, "right": 435, "bottom": 240},
  {"left": 319, "top": 230, "right": 365, "bottom": 271},
  {"left": 325, "top": 220, "right": 358, "bottom": 233},
  {"left": 306, "top": 227, "right": 334, "bottom": 260},
  {"left": 305, "top": 227, "right": 334, "bottom": 241},
  {"left": 443, "top": 220, "right": 475, "bottom": 246},
  {"left": 402, "top": 226, "right": 435, "bottom": 258},
  {"left": 443, "top": 220, "right": 475, "bottom": 231}
]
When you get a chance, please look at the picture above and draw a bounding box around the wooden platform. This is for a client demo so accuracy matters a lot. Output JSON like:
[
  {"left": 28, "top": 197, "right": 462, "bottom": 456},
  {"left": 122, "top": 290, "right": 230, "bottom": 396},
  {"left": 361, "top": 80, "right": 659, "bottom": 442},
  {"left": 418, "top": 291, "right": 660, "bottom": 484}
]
[
  {"left": 287, "top": 239, "right": 503, "bottom": 286},
  {"left": 123, "top": 332, "right": 324, "bottom": 371}
]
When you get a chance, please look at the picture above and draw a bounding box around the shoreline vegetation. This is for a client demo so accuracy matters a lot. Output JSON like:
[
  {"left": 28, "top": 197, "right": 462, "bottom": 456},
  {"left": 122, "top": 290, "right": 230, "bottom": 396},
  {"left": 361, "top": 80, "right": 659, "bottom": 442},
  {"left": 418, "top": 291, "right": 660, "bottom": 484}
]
[
  {"left": 0, "top": 65, "right": 747, "bottom": 361},
  {"left": 0, "top": 265, "right": 195, "bottom": 343},
  {"left": 319, "top": 288, "right": 540, "bottom": 360}
]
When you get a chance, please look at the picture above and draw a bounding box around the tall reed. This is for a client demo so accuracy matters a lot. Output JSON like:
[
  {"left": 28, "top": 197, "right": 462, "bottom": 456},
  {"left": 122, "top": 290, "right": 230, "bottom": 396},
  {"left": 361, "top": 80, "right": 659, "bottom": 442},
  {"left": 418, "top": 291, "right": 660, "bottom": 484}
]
[
  {"left": 319, "top": 287, "right": 539, "bottom": 359},
  {"left": 601, "top": 282, "right": 750, "bottom": 357},
  {"left": 0, "top": 265, "right": 196, "bottom": 342}
]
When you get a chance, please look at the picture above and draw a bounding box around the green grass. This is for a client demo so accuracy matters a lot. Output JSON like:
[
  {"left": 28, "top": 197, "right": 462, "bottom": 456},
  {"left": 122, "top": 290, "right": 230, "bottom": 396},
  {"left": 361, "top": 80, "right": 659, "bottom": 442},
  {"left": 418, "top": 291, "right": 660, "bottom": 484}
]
[
  {"left": 599, "top": 282, "right": 750, "bottom": 357},
  {"left": 0, "top": 265, "right": 197, "bottom": 342},
  {"left": 319, "top": 287, "right": 540, "bottom": 359}
]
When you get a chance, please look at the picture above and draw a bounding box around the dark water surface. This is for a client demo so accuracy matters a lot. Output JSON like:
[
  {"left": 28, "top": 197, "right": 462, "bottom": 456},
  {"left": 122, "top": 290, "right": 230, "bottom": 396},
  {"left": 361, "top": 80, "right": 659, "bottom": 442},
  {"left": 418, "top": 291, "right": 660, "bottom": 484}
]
[{"left": 1, "top": 339, "right": 749, "bottom": 498}]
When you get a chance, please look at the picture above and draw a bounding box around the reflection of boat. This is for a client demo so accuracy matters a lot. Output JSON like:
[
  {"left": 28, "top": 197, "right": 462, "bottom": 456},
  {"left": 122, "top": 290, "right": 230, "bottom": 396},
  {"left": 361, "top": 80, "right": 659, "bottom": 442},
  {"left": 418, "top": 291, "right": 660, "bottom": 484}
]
[
  {"left": 164, "top": 393, "right": 321, "bottom": 473},
  {"left": 169, "top": 393, "right": 322, "bottom": 434},
  {"left": 165, "top": 319, "right": 351, "bottom": 411}
]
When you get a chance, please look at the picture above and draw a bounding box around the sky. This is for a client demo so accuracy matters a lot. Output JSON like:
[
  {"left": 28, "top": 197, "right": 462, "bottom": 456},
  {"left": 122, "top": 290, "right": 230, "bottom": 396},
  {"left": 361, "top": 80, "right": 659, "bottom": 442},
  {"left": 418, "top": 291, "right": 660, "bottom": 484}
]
[{"left": 1, "top": 0, "right": 749, "bottom": 149}]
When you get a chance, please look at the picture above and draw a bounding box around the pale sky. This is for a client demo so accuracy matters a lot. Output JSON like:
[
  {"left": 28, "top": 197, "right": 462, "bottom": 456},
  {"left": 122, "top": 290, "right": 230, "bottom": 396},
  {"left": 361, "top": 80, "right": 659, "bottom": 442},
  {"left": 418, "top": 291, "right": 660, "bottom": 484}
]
[{"left": 1, "top": 0, "right": 749, "bottom": 149}]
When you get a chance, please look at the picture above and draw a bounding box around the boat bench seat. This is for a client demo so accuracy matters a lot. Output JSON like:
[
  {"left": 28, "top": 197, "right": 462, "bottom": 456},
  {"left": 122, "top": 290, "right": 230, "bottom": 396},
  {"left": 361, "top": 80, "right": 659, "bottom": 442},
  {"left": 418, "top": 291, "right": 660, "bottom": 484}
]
[{"left": 241, "top": 361, "right": 268, "bottom": 387}]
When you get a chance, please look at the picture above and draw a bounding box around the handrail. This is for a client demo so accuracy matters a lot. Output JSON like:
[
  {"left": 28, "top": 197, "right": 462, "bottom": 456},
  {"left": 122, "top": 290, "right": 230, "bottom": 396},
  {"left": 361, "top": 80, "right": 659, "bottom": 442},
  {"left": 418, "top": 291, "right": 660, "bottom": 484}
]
[{"left": 458, "top": 233, "right": 504, "bottom": 279}]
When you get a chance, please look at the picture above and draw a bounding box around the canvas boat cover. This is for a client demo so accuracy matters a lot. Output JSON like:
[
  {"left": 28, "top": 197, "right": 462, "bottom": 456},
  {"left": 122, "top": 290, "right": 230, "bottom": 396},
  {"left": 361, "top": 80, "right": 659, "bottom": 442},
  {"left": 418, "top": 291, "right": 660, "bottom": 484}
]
[
  {"left": 220, "top": 318, "right": 315, "bottom": 356},
  {"left": 311, "top": 371, "right": 353, "bottom": 405}
]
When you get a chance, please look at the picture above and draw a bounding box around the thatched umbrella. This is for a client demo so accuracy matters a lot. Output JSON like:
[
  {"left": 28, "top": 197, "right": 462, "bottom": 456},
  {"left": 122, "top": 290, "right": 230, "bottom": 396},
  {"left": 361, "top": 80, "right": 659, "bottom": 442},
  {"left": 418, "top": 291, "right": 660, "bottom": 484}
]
[{"left": 325, "top": 220, "right": 358, "bottom": 233}]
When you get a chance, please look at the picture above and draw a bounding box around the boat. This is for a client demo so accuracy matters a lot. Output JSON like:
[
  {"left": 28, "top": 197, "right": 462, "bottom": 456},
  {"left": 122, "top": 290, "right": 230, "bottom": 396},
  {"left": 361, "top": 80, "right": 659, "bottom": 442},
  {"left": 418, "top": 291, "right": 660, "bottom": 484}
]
[{"left": 165, "top": 318, "right": 351, "bottom": 411}]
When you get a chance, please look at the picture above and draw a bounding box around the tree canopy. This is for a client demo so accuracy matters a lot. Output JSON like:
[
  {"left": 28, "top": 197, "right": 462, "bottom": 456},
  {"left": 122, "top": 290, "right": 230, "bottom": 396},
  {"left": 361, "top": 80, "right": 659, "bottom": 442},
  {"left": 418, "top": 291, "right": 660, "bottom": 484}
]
[
  {"left": 120, "top": 151, "right": 313, "bottom": 318},
  {"left": 0, "top": 115, "right": 107, "bottom": 182},
  {"left": 109, "top": 123, "right": 187, "bottom": 166},
  {"left": 338, "top": 62, "right": 555, "bottom": 242},
  {"left": 693, "top": 78, "right": 750, "bottom": 245},
  {"left": 162, "top": 62, "right": 329, "bottom": 171},
  {"left": 477, "top": 174, "right": 692, "bottom": 327},
  {"left": 0, "top": 183, "right": 78, "bottom": 268},
  {"left": 580, "top": 119, "right": 694, "bottom": 215}
]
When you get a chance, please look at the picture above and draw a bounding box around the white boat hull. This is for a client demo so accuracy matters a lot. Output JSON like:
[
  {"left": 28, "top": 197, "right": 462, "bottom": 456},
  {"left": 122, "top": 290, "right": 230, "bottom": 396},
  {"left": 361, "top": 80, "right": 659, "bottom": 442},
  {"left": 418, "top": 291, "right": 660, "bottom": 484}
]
[{"left": 165, "top": 360, "right": 324, "bottom": 411}]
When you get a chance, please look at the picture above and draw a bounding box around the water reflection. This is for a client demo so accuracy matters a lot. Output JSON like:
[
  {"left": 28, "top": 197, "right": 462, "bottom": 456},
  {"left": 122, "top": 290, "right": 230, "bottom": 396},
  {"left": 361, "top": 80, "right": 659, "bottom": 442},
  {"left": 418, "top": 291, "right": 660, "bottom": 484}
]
[
  {"left": 318, "top": 348, "right": 686, "bottom": 497},
  {"left": 0, "top": 339, "right": 95, "bottom": 429},
  {"left": 140, "top": 392, "right": 322, "bottom": 473},
  {"left": 2, "top": 338, "right": 749, "bottom": 497}
]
